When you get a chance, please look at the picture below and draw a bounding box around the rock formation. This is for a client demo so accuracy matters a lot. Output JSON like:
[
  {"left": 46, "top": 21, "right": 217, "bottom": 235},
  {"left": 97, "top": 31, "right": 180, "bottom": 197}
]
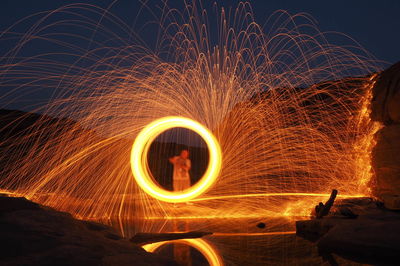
[
  {"left": 296, "top": 197, "right": 400, "bottom": 265},
  {"left": 0, "top": 196, "right": 175, "bottom": 266},
  {"left": 371, "top": 61, "right": 400, "bottom": 209},
  {"left": 371, "top": 62, "right": 400, "bottom": 124}
]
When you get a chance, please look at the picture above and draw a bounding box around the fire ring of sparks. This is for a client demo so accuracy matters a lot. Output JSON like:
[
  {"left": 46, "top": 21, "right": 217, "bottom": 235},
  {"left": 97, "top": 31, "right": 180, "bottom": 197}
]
[
  {"left": 142, "top": 239, "right": 223, "bottom": 266},
  {"left": 130, "top": 116, "right": 222, "bottom": 202}
]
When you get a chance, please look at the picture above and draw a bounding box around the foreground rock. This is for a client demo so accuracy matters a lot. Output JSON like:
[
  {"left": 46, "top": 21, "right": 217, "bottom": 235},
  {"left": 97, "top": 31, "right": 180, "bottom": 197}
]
[
  {"left": 130, "top": 231, "right": 212, "bottom": 245},
  {"left": 296, "top": 198, "right": 400, "bottom": 265},
  {"left": 0, "top": 196, "right": 175, "bottom": 266}
]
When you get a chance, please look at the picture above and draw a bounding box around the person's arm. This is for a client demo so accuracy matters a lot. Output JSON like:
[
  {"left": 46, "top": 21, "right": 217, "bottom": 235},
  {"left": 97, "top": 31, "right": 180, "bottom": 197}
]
[
  {"left": 169, "top": 156, "right": 176, "bottom": 164},
  {"left": 182, "top": 159, "right": 191, "bottom": 171}
]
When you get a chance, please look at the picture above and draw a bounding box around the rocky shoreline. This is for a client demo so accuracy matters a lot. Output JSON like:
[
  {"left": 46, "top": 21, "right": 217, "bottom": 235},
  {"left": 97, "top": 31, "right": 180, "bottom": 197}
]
[
  {"left": 0, "top": 195, "right": 176, "bottom": 266},
  {"left": 296, "top": 197, "right": 400, "bottom": 265}
]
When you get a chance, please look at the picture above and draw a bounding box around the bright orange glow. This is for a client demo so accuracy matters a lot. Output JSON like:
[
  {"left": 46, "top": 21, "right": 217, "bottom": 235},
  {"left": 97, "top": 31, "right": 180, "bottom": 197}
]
[
  {"left": 131, "top": 116, "right": 222, "bottom": 202},
  {"left": 143, "top": 238, "right": 223, "bottom": 266},
  {"left": 352, "top": 74, "right": 382, "bottom": 194},
  {"left": 0, "top": 2, "right": 381, "bottom": 235}
]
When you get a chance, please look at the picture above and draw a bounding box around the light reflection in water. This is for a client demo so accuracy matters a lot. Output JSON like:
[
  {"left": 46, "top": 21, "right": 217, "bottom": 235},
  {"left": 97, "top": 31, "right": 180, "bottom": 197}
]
[{"left": 143, "top": 238, "right": 223, "bottom": 266}]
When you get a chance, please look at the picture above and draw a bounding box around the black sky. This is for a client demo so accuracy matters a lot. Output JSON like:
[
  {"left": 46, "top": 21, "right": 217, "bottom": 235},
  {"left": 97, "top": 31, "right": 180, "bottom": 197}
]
[{"left": 1, "top": 0, "right": 399, "bottom": 64}]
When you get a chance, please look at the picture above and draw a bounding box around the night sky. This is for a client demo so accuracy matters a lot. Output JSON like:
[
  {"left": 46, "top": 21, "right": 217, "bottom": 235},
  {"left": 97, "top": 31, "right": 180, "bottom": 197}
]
[
  {"left": 1, "top": 0, "right": 399, "bottom": 63},
  {"left": 0, "top": 0, "right": 399, "bottom": 111}
]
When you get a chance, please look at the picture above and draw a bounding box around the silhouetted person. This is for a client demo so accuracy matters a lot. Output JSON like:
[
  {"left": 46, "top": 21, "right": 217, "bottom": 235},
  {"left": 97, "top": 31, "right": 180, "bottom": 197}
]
[{"left": 169, "top": 150, "right": 191, "bottom": 191}]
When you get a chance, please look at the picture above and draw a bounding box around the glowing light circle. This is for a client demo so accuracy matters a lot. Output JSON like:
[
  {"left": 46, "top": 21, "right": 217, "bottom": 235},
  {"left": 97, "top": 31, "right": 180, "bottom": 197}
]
[{"left": 131, "top": 116, "right": 222, "bottom": 202}]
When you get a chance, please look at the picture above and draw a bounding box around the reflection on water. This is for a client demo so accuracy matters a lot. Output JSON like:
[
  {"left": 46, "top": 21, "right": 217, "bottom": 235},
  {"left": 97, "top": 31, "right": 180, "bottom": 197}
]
[
  {"left": 111, "top": 217, "right": 364, "bottom": 265},
  {"left": 174, "top": 243, "right": 192, "bottom": 266},
  {"left": 142, "top": 218, "right": 223, "bottom": 265},
  {"left": 143, "top": 239, "right": 221, "bottom": 266},
  {"left": 143, "top": 234, "right": 365, "bottom": 265}
]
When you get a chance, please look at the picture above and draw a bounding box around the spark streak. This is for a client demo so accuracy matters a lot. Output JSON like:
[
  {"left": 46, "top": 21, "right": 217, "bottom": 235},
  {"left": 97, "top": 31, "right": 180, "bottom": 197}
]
[{"left": 0, "top": 2, "right": 381, "bottom": 234}]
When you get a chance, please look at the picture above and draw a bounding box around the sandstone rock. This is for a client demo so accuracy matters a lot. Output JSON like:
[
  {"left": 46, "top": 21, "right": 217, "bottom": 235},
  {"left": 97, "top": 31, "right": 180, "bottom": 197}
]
[
  {"left": 317, "top": 219, "right": 400, "bottom": 264},
  {"left": 372, "top": 125, "right": 400, "bottom": 200},
  {"left": 0, "top": 196, "right": 40, "bottom": 212},
  {"left": 371, "top": 61, "right": 400, "bottom": 124},
  {"left": 388, "top": 91, "right": 400, "bottom": 122},
  {"left": 130, "top": 231, "right": 212, "bottom": 245},
  {"left": 371, "top": 62, "right": 400, "bottom": 208},
  {"left": 380, "top": 194, "right": 400, "bottom": 210},
  {"left": 0, "top": 196, "right": 175, "bottom": 266},
  {"left": 296, "top": 218, "right": 351, "bottom": 242},
  {"left": 296, "top": 198, "right": 400, "bottom": 264}
]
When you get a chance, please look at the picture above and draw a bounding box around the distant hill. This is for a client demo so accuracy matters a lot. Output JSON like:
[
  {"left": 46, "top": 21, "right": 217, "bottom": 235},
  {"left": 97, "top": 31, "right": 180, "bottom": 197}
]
[
  {"left": 0, "top": 109, "right": 82, "bottom": 186},
  {"left": 0, "top": 109, "right": 77, "bottom": 140},
  {"left": 0, "top": 109, "right": 209, "bottom": 191}
]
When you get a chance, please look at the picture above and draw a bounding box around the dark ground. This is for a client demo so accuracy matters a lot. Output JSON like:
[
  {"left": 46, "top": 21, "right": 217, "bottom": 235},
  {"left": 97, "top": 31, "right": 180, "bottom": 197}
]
[
  {"left": 0, "top": 195, "right": 175, "bottom": 266},
  {"left": 296, "top": 197, "right": 400, "bottom": 265}
]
